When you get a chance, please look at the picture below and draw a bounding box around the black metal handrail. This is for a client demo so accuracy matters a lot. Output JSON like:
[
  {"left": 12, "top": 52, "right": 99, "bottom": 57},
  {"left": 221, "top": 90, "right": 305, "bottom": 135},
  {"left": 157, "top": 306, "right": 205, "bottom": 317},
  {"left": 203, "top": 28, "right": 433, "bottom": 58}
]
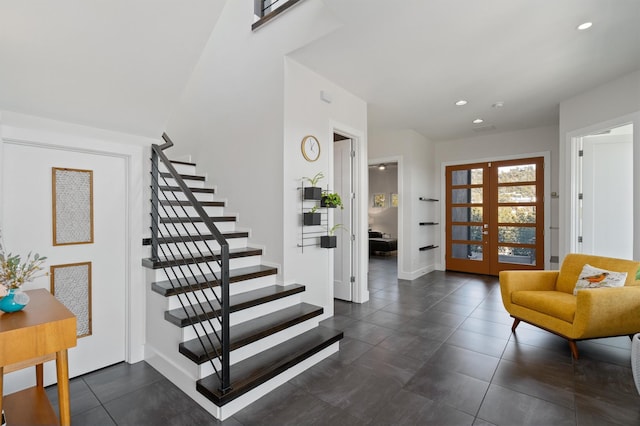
[
  {"left": 252, "top": 0, "right": 305, "bottom": 31},
  {"left": 150, "top": 133, "right": 231, "bottom": 393}
]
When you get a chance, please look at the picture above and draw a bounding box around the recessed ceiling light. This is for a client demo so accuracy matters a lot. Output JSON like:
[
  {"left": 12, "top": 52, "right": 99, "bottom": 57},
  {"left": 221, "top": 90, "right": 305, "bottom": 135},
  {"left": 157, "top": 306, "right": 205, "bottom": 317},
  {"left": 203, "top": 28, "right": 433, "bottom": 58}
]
[
  {"left": 473, "top": 118, "right": 484, "bottom": 124},
  {"left": 577, "top": 22, "right": 593, "bottom": 30},
  {"left": 378, "top": 164, "right": 386, "bottom": 171},
  {"left": 455, "top": 100, "right": 468, "bottom": 106},
  {"left": 492, "top": 101, "right": 504, "bottom": 108}
]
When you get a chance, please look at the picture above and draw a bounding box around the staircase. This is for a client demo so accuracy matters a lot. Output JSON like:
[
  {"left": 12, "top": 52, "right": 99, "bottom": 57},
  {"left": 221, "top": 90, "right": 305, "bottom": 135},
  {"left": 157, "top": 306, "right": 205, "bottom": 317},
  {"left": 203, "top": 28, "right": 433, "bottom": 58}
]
[{"left": 142, "top": 135, "right": 342, "bottom": 420}]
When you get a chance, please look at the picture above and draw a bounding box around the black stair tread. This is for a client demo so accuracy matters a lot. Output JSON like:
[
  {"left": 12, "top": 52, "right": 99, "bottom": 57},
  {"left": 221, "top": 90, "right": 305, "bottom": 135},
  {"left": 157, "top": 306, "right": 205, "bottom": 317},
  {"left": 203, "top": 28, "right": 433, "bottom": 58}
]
[
  {"left": 196, "top": 326, "right": 343, "bottom": 406},
  {"left": 160, "top": 200, "right": 225, "bottom": 207},
  {"left": 164, "top": 284, "right": 305, "bottom": 327},
  {"left": 141, "top": 247, "right": 263, "bottom": 269},
  {"left": 151, "top": 264, "right": 277, "bottom": 297},
  {"left": 159, "top": 186, "right": 215, "bottom": 194},
  {"left": 179, "top": 303, "right": 323, "bottom": 364},
  {"left": 142, "top": 231, "right": 249, "bottom": 246},
  {"left": 160, "top": 172, "right": 205, "bottom": 181},
  {"left": 170, "top": 160, "right": 196, "bottom": 167},
  {"left": 159, "top": 216, "right": 236, "bottom": 223}
]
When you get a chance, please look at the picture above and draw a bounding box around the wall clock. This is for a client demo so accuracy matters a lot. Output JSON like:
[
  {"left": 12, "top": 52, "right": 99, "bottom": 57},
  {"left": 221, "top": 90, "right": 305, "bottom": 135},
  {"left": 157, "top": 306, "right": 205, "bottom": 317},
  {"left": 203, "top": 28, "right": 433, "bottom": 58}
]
[{"left": 301, "top": 135, "right": 320, "bottom": 162}]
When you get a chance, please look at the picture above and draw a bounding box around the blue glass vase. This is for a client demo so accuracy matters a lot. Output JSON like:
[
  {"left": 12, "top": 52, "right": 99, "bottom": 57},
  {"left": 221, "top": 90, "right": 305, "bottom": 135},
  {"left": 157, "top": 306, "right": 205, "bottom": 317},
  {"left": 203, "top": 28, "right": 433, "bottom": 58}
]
[{"left": 0, "top": 289, "right": 29, "bottom": 313}]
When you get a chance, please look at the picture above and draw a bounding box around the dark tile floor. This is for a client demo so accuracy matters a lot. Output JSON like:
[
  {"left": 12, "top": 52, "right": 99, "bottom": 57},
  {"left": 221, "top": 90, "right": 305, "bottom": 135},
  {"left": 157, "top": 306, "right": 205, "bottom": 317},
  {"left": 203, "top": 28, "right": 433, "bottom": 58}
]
[{"left": 44, "top": 256, "right": 640, "bottom": 425}]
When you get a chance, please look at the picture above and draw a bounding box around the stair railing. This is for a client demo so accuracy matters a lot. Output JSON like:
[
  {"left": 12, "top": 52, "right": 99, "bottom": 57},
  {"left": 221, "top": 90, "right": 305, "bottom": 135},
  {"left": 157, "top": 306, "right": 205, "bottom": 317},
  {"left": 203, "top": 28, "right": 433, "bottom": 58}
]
[{"left": 150, "top": 133, "right": 231, "bottom": 394}]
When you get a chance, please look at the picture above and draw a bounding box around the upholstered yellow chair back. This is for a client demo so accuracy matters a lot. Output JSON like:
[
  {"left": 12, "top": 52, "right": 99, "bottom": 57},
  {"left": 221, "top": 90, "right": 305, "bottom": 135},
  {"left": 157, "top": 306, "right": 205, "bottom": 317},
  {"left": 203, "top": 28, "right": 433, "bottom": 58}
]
[{"left": 555, "top": 253, "right": 640, "bottom": 294}]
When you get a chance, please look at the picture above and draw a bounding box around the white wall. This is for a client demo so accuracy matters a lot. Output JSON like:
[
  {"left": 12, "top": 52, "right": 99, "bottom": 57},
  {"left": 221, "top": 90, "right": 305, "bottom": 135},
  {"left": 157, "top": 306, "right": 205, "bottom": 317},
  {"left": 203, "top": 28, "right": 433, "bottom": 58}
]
[
  {"left": 165, "top": 0, "right": 342, "bottom": 282},
  {"left": 369, "top": 129, "right": 436, "bottom": 279},
  {"left": 559, "top": 69, "right": 640, "bottom": 260},
  {"left": 283, "top": 59, "right": 368, "bottom": 309},
  {"left": 434, "top": 125, "right": 559, "bottom": 269}
]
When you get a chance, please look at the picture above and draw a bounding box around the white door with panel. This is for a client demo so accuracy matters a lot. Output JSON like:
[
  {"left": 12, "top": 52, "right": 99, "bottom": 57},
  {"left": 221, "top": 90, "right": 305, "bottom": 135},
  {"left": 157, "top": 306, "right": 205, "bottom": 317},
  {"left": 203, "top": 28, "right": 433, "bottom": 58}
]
[
  {"left": 1, "top": 142, "right": 126, "bottom": 392},
  {"left": 580, "top": 131, "right": 633, "bottom": 258},
  {"left": 333, "top": 138, "right": 353, "bottom": 301}
]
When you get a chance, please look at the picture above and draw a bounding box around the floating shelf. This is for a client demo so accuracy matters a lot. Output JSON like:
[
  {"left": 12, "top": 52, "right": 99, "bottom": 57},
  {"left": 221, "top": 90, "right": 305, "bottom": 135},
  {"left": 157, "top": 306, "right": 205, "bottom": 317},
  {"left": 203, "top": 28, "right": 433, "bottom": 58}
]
[
  {"left": 419, "top": 197, "right": 439, "bottom": 202},
  {"left": 419, "top": 222, "right": 439, "bottom": 226},
  {"left": 419, "top": 245, "right": 439, "bottom": 251}
]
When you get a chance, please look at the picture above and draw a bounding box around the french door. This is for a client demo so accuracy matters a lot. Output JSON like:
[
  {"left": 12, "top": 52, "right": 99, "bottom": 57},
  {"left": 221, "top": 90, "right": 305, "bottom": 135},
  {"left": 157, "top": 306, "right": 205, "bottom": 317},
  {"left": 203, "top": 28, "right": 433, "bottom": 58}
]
[{"left": 446, "top": 157, "right": 544, "bottom": 275}]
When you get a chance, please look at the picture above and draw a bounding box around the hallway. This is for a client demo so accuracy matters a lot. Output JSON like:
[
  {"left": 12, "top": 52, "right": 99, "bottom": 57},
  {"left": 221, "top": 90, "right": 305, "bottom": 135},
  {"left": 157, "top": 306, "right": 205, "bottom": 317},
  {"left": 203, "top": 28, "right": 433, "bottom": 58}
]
[{"left": 45, "top": 256, "right": 640, "bottom": 425}]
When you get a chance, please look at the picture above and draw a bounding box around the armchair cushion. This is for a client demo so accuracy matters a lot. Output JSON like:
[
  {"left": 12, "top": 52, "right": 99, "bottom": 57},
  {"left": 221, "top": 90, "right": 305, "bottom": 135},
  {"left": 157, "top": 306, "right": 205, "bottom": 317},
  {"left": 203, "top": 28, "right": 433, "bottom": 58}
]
[
  {"left": 573, "top": 264, "right": 627, "bottom": 295},
  {"left": 512, "top": 291, "right": 576, "bottom": 323}
]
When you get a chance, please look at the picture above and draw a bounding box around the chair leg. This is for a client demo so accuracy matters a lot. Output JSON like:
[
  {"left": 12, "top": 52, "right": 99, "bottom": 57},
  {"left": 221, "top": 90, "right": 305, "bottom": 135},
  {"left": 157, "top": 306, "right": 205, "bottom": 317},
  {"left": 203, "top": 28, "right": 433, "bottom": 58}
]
[
  {"left": 511, "top": 318, "right": 521, "bottom": 333},
  {"left": 568, "top": 340, "right": 579, "bottom": 359}
]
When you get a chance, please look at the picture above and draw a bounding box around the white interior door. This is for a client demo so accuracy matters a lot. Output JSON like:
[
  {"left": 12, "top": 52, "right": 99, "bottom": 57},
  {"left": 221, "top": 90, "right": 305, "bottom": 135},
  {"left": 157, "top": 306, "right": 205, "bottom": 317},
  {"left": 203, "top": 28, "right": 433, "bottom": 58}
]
[
  {"left": 581, "top": 129, "right": 633, "bottom": 258},
  {"left": 334, "top": 138, "right": 353, "bottom": 301},
  {"left": 2, "top": 142, "right": 126, "bottom": 392}
]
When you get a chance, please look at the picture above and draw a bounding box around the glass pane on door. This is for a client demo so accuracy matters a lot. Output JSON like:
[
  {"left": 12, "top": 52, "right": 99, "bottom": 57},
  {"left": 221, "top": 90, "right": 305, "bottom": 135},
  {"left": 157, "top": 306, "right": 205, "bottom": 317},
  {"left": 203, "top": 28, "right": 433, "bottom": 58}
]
[{"left": 452, "top": 244, "right": 484, "bottom": 260}]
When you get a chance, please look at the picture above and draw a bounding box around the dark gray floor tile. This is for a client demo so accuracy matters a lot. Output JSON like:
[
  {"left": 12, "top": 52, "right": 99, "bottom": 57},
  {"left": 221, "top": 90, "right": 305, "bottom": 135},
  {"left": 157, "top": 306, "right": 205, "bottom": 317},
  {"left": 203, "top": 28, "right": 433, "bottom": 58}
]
[
  {"left": 319, "top": 313, "right": 357, "bottom": 331},
  {"left": 328, "top": 336, "right": 373, "bottom": 364},
  {"left": 352, "top": 345, "right": 424, "bottom": 386},
  {"left": 82, "top": 361, "right": 165, "bottom": 404},
  {"left": 341, "top": 320, "right": 396, "bottom": 345},
  {"left": 369, "top": 388, "right": 475, "bottom": 426},
  {"left": 459, "top": 316, "right": 513, "bottom": 340},
  {"left": 70, "top": 406, "right": 117, "bottom": 426},
  {"left": 431, "top": 300, "right": 478, "bottom": 316},
  {"left": 403, "top": 318, "right": 458, "bottom": 341},
  {"left": 405, "top": 367, "right": 490, "bottom": 415},
  {"left": 46, "top": 377, "right": 102, "bottom": 417},
  {"left": 492, "top": 358, "right": 575, "bottom": 409},
  {"left": 575, "top": 393, "right": 640, "bottom": 426},
  {"left": 477, "top": 384, "right": 575, "bottom": 426},
  {"left": 233, "top": 382, "right": 365, "bottom": 426},
  {"left": 377, "top": 332, "right": 443, "bottom": 362},
  {"left": 445, "top": 328, "right": 509, "bottom": 358},
  {"left": 361, "top": 309, "right": 410, "bottom": 330},
  {"left": 501, "top": 339, "right": 574, "bottom": 366},
  {"left": 424, "top": 343, "right": 500, "bottom": 382},
  {"left": 103, "top": 379, "right": 201, "bottom": 425}
]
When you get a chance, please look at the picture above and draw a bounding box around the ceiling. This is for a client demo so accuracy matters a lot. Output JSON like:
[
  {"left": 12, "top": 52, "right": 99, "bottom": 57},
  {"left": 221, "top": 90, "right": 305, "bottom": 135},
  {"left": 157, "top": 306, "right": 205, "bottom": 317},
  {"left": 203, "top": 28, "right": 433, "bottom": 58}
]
[
  {"left": 0, "top": 1, "right": 638, "bottom": 141},
  {"left": 290, "top": 0, "right": 640, "bottom": 141}
]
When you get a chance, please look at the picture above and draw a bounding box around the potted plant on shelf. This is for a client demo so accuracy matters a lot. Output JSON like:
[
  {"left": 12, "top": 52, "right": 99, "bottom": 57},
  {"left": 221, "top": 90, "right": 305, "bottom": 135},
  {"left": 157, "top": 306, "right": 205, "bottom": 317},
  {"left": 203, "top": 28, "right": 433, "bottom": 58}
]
[
  {"left": 304, "top": 206, "right": 322, "bottom": 226},
  {"left": 321, "top": 224, "right": 347, "bottom": 248},
  {"left": 303, "top": 172, "right": 324, "bottom": 200},
  {"left": 321, "top": 191, "right": 344, "bottom": 209}
]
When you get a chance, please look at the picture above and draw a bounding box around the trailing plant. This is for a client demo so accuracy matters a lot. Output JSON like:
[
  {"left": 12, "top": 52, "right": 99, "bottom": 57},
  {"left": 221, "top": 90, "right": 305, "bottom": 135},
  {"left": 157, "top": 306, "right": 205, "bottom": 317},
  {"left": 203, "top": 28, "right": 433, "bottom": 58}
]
[
  {"left": 309, "top": 206, "right": 319, "bottom": 214},
  {"left": 0, "top": 228, "right": 47, "bottom": 296},
  {"left": 328, "top": 223, "right": 348, "bottom": 236},
  {"left": 303, "top": 172, "right": 324, "bottom": 187},
  {"left": 322, "top": 191, "right": 344, "bottom": 209}
]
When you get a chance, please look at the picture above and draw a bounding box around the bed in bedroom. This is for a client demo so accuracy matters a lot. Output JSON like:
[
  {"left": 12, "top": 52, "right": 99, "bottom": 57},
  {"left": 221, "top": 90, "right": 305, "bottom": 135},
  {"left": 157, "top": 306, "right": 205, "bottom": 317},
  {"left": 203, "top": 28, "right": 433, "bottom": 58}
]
[{"left": 369, "top": 231, "right": 398, "bottom": 255}]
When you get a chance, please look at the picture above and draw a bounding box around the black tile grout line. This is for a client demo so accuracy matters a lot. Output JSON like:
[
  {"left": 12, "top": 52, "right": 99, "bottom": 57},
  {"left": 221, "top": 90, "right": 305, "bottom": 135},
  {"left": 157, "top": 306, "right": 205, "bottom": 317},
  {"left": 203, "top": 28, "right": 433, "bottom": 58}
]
[{"left": 80, "top": 376, "right": 120, "bottom": 425}]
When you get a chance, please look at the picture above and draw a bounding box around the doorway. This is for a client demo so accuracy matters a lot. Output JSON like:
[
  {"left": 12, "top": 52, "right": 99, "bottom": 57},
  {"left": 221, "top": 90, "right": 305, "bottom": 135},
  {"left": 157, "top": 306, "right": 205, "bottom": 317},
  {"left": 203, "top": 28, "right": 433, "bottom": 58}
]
[
  {"left": 445, "top": 157, "right": 545, "bottom": 275},
  {"left": 333, "top": 133, "right": 354, "bottom": 301},
  {"left": 574, "top": 123, "right": 633, "bottom": 258}
]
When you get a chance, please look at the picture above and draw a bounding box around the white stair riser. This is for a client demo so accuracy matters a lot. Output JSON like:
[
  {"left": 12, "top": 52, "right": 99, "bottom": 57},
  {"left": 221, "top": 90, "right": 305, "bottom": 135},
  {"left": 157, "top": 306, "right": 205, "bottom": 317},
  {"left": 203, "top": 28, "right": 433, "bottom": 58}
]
[
  {"left": 160, "top": 163, "right": 197, "bottom": 175},
  {"left": 159, "top": 221, "right": 236, "bottom": 235},
  {"left": 161, "top": 191, "right": 216, "bottom": 202},
  {"left": 158, "top": 238, "right": 247, "bottom": 255},
  {"left": 166, "top": 275, "right": 278, "bottom": 312},
  {"left": 160, "top": 205, "right": 225, "bottom": 218},
  {"left": 161, "top": 177, "right": 205, "bottom": 189},
  {"left": 152, "top": 255, "right": 261, "bottom": 282},
  {"left": 180, "top": 288, "right": 300, "bottom": 341},
  {"left": 198, "top": 318, "right": 321, "bottom": 379}
]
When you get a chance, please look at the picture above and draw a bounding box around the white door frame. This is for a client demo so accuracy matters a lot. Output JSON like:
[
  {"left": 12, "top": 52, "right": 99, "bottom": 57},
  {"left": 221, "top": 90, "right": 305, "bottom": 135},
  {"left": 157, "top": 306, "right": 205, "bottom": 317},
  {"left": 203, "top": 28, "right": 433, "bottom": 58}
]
[
  {"left": 329, "top": 121, "right": 368, "bottom": 303},
  {"left": 0, "top": 122, "right": 147, "bottom": 364}
]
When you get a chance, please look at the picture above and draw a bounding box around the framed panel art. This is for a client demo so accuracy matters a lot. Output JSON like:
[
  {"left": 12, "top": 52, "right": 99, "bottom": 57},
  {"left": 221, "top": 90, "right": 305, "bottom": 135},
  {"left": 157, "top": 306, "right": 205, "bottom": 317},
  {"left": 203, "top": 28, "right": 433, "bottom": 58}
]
[
  {"left": 51, "top": 262, "right": 92, "bottom": 338},
  {"left": 373, "top": 193, "right": 386, "bottom": 208},
  {"left": 391, "top": 193, "right": 399, "bottom": 208},
  {"left": 52, "top": 167, "right": 94, "bottom": 245}
]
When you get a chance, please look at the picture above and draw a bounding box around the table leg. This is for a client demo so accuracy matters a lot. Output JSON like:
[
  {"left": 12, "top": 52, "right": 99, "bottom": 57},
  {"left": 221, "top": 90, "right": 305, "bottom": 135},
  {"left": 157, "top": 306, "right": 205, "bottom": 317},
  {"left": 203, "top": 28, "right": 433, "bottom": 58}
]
[
  {"left": 0, "top": 366, "right": 4, "bottom": 419},
  {"left": 36, "top": 363, "right": 44, "bottom": 388},
  {"left": 55, "top": 349, "right": 71, "bottom": 426}
]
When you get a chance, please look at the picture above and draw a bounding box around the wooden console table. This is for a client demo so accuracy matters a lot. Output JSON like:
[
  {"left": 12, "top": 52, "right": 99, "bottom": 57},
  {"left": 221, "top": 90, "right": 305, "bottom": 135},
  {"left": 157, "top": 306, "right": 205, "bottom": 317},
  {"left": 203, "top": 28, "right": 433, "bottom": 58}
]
[{"left": 0, "top": 289, "right": 77, "bottom": 425}]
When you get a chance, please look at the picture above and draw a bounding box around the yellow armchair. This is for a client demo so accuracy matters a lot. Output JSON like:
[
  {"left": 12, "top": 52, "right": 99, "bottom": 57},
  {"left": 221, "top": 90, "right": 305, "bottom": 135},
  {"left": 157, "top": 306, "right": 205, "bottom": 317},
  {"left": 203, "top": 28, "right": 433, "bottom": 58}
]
[{"left": 500, "top": 253, "right": 640, "bottom": 359}]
